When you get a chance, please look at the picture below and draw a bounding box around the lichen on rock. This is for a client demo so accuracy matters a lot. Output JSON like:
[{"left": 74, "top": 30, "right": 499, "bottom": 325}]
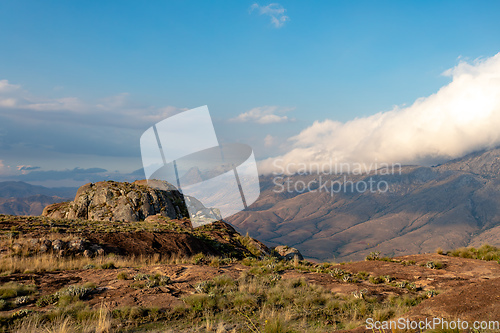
[{"left": 43, "top": 180, "right": 188, "bottom": 222}]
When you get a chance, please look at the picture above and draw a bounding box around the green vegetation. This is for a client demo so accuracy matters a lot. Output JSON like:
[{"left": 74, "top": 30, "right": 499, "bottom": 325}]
[
  {"left": 0, "top": 253, "right": 435, "bottom": 332},
  {"left": 421, "top": 260, "right": 444, "bottom": 269},
  {"left": 448, "top": 244, "right": 500, "bottom": 262},
  {"left": 131, "top": 273, "right": 171, "bottom": 289},
  {"left": 0, "top": 282, "right": 36, "bottom": 301}
]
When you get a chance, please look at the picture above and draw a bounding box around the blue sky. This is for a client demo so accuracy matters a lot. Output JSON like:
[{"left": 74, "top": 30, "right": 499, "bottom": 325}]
[{"left": 1, "top": 1, "right": 500, "bottom": 186}]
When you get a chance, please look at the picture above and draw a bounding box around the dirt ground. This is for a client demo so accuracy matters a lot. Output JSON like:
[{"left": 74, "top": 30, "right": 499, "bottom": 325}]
[{"left": 2, "top": 253, "right": 500, "bottom": 331}]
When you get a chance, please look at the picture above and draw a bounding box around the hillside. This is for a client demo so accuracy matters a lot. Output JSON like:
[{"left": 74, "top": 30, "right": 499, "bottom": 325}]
[
  {"left": 0, "top": 181, "right": 76, "bottom": 199},
  {"left": 227, "top": 148, "right": 500, "bottom": 262},
  {"left": 0, "top": 195, "right": 68, "bottom": 216}
]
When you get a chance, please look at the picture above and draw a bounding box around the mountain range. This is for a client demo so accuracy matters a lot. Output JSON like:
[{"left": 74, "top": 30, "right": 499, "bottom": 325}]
[
  {"left": 0, "top": 181, "right": 76, "bottom": 216},
  {"left": 5, "top": 148, "right": 500, "bottom": 262},
  {"left": 227, "top": 148, "right": 500, "bottom": 261}
]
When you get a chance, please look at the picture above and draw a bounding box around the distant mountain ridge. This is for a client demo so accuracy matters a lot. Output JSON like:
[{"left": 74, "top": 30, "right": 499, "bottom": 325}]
[
  {"left": 0, "top": 181, "right": 77, "bottom": 198},
  {"left": 0, "top": 195, "right": 68, "bottom": 216},
  {"left": 6, "top": 149, "right": 500, "bottom": 261},
  {"left": 0, "top": 181, "right": 76, "bottom": 216},
  {"left": 227, "top": 148, "right": 500, "bottom": 261}
]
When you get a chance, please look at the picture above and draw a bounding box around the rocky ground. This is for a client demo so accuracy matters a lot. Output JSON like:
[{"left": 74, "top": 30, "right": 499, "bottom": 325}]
[{"left": 1, "top": 215, "right": 500, "bottom": 332}]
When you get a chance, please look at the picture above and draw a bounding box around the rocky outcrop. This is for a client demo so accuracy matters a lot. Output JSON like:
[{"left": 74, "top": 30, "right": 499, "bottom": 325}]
[
  {"left": 274, "top": 245, "right": 304, "bottom": 261},
  {"left": 42, "top": 180, "right": 188, "bottom": 222},
  {"left": 184, "top": 196, "right": 222, "bottom": 227},
  {"left": 9, "top": 237, "right": 105, "bottom": 258},
  {"left": 2, "top": 215, "right": 272, "bottom": 259}
]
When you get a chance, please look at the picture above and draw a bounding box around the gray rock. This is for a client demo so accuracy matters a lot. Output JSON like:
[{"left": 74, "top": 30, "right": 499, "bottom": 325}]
[
  {"left": 274, "top": 245, "right": 304, "bottom": 261},
  {"left": 42, "top": 180, "right": 188, "bottom": 223},
  {"left": 38, "top": 239, "right": 52, "bottom": 253},
  {"left": 69, "top": 239, "right": 85, "bottom": 252},
  {"left": 52, "top": 239, "right": 65, "bottom": 251},
  {"left": 90, "top": 244, "right": 105, "bottom": 256},
  {"left": 39, "top": 244, "right": 48, "bottom": 253}
]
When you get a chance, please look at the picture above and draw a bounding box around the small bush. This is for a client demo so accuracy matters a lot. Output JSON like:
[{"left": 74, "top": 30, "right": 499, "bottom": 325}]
[
  {"left": 448, "top": 244, "right": 500, "bottom": 262},
  {"left": 36, "top": 294, "right": 58, "bottom": 307},
  {"left": 130, "top": 273, "right": 170, "bottom": 289},
  {"left": 356, "top": 271, "right": 369, "bottom": 280},
  {"left": 11, "top": 309, "right": 32, "bottom": 318},
  {"left": 365, "top": 251, "right": 381, "bottom": 261},
  {"left": 423, "top": 261, "right": 444, "bottom": 269},
  {"left": 191, "top": 253, "right": 207, "bottom": 265},
  {"left": 133, "top": 273, "right": 149, "bottom": 281},
  {"left": 117, "top": 272, "right": 128, "bottom": 280},
  {"left": 55, "top": 285, "right": 93, "bottom": 304},
  {"left": 368, "top": 276, "right": 384, "bottom": 284},
  {"left": 100, "top": 262, "right": 116, "bottom": 269},
  {"left": 0, "top": 282, "right": 36, "bottom": 300},
  {"left": 13, "top": 296, "right": 30, "bottom": 306}
]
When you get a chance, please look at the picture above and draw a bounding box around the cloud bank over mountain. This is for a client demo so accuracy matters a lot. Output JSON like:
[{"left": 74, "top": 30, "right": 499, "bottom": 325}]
[{"left": 259, "top": 53, "right": 500, "bottom": 174}]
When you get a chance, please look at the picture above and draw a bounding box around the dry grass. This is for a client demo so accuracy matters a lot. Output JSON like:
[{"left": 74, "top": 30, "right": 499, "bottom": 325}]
[
  {"left": 448, "top": 244, "right": 500, "bottom": 261},
  {"left": 12, "top": 305, "right": 112, "bottom": 333},
  {"left": 2, "top": 257, "right": 430, "bottom": 332},
  {"left": 0, "top": 252, "right": 195, "bottom": 275}
]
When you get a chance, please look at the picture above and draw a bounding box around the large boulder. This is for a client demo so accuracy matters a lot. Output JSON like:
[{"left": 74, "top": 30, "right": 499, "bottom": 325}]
[
  {"left": 42, "top": 180, "right": 188, "bottom": 222},
  {"left": 274, "top": 245, "right": 304, "bottom": 261}
]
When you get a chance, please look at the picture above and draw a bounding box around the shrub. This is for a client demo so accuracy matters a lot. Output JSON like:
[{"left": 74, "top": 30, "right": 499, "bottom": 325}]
[
  {"left": 11, "top": 309, "right": 32, "bottom": 318},
  {"left": 130, "top": 273, "right": 170, "bottom": 289},
  {"left": 100, "top": 262, "right": 116, "bottom": 269},
  {"left": 55, "top": 285, "right": 93, "bottom": 303},
  {"left": 13, "top": 296, "right": 30, "bottom": 306},
  {"left": 365, "top": 251, "right": 381, "bottom": 261},
  {"left": 423, "top": 261, "right": 444, "bottom": 269},
  {"left": 117, "top": 272, "right": 128, "bottom": 280},
  {"left": 368, "top": 276, "right": 384, "bottom": 284},
  {"left": 448, "top": 244, "right": 500, "bottom": 262},
  {"left": 0, "top": 282, "right": 36, "bottom": 300},
  {"left": 133, "top": 273, "right": 149, "bottom": 281},
  {"left": 36, "top": 294, "right": 58, "bottom": 307},
  {"left": 191, "top": 253, "right": 207, "bottom": 265},
  {"left": 209, "top": 257, "right": 221, "bottom": 268}
]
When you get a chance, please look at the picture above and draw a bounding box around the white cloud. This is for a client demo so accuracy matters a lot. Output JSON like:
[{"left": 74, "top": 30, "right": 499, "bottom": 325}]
[
  {"left": 250, "top": 3, "right": 289, "bottom": 28},
  {"left": 0, "top": 80, "right": 20, "bottom": 93},
  {"left": 230, "top": 106, "right": 294, "bottom": 124},
  {"left": 264, "top": 134, "right": 276, "bottom": 147},
  {"left": 0, "top": 79, "right": 86, "bottom": 112},
  {"left": 0, "top": 80, "right": 186, "bottom": 129},
  {"left": 17, "top": 165, "right": 41, "bottom": 174},
  {"left": 259, "top": 53, "right": 500, "bottom": 174}
]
